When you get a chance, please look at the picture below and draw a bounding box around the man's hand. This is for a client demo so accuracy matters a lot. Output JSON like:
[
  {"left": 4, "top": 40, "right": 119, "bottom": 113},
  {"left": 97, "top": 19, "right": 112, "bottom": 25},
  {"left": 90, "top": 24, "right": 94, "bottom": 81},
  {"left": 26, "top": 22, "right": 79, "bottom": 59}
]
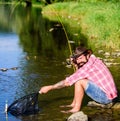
[
  {"left": 39, "top": 85, "right": 53, "bottom": 94},
  {"left": 70, "top": 57, "right": 78, "bottom": 70}
]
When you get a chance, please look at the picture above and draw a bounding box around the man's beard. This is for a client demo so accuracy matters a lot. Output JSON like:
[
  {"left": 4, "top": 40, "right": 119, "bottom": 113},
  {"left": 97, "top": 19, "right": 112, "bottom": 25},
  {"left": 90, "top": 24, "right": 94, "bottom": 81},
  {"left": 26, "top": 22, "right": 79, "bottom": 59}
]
[
  {"left": 77, "top": 56, "right": 88, "bottom": 69},
  {"left": 77, "top": 62, "right": 87, "bottom": 68}
]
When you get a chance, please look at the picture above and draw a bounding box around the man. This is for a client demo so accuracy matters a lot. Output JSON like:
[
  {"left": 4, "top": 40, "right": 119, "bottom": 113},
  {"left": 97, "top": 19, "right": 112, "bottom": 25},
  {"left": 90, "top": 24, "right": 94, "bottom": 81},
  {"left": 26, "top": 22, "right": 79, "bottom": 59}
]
[{"left": 39, "top": 46, "right": 117, "bottom": 113}]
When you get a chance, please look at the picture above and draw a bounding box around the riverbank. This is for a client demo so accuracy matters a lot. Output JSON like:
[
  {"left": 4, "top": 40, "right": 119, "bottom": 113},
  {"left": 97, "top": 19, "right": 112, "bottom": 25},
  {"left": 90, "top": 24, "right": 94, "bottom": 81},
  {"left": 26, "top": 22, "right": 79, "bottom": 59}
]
[{"left": 41, "top": 1, "right": 120, "bottom": 50}]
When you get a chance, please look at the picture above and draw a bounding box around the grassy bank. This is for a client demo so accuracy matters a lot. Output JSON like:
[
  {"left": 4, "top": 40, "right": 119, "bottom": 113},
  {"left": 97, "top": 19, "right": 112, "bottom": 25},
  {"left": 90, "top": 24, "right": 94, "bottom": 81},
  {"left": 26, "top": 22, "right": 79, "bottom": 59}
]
[{"left": 42, "top": 1, "right": 120, "bottom": 50}]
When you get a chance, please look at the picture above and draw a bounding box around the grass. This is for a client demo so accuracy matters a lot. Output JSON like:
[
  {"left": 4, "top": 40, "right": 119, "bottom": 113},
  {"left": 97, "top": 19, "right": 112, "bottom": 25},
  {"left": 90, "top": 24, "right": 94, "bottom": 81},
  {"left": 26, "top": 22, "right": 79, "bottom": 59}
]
[{"left": 41, "top": 1, "right": 120, "bottom": 50}]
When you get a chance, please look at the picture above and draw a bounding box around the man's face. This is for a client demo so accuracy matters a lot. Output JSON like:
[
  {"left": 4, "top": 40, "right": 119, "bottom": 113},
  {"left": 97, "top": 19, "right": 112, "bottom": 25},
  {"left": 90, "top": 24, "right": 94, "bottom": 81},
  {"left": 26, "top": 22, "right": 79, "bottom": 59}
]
[{"left": 75, "top": 54, "right": 88, "bottom": 67}]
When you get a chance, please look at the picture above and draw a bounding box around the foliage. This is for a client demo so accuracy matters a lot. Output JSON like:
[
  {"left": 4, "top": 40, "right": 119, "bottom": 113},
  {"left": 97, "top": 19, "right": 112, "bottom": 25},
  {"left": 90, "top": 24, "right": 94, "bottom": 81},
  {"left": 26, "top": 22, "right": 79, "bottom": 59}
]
[
  {"left": 42, "top": 1, "right": 120, "bottom": 49},
  {"left": 0, "top": 0, "right": 119, "bottom": 4}
]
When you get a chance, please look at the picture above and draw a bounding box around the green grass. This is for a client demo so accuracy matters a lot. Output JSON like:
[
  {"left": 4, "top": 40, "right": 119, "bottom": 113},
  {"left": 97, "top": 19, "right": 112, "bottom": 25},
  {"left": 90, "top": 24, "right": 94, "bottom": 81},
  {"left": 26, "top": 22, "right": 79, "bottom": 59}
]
[{"left": 42, "top": 1, "right": 120, "bottom": 50}]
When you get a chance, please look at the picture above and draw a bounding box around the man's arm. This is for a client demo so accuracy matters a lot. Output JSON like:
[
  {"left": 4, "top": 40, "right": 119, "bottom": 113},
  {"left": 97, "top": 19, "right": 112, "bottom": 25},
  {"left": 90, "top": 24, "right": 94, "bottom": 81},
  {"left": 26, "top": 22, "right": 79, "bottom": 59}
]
[
  {"left": 39, "top": 79, "right": 69, "bottom": 94},
  {"left": 52, "top": 80, "right": 66, "bottom": 89}
]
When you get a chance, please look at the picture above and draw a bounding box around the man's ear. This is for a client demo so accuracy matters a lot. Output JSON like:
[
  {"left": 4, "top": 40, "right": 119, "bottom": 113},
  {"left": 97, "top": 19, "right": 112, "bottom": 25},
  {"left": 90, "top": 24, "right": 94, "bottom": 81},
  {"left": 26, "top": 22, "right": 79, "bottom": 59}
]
[
  {"left": 88, "top": 49, "right": 92, "bottom": 55},
  {"left": 87, "top": 53, "right": 91, "bottom": 59}
]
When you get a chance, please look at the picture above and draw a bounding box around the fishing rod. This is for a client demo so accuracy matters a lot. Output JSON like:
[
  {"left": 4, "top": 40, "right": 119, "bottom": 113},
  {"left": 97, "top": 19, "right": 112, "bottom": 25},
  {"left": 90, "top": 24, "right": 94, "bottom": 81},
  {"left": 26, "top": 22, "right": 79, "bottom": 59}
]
[{"left": 47, "top": 5, "right": 76, "bottom": 71}]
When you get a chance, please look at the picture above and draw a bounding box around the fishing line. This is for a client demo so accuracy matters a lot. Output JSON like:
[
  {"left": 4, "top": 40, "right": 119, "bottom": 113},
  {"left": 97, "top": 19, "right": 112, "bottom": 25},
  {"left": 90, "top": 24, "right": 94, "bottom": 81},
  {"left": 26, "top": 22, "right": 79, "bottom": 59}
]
[{"left": 9, "top": 0, "right": 22, "bottom": 18}]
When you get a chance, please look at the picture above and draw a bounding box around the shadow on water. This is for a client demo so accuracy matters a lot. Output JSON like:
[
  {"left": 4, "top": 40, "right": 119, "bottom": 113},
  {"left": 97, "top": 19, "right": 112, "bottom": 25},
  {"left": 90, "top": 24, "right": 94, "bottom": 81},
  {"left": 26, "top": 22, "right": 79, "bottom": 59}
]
[{"left": 0, "top": 3, "right": 120, "bottom": 121}]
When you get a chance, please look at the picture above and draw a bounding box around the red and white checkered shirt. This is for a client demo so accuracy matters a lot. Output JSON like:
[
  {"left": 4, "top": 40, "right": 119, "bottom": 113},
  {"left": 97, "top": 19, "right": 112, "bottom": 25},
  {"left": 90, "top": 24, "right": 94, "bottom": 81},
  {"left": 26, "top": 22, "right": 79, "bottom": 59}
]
[{"left": 66, "top": 54, "right": 117, "bottom": 99}]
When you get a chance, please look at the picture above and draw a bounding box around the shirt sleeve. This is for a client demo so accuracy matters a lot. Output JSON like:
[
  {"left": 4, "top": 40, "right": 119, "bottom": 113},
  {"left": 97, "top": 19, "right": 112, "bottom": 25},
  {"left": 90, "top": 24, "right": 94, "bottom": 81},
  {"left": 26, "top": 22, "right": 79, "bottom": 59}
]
[{"left": 66, "top": 65, "right": 89, "bottom": 86}]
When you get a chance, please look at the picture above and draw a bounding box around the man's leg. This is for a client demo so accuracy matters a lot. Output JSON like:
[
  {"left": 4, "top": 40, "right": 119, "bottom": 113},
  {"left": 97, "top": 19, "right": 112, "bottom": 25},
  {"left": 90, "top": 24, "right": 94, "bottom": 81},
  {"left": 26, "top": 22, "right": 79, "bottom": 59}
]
[
  {"left": 66, "top": 79, "right": 88, "bottom": 113},
  {"left": 60, "top": 87, "right": 76, "bottom": 108}
]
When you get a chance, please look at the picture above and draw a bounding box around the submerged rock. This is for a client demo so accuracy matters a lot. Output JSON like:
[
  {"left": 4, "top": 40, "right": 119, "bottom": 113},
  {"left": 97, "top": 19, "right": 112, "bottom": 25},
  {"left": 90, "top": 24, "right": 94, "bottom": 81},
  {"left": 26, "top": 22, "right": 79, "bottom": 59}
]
[
  {"left": 88, "top": 109, "right": 113, "bottom": 121},
  {"left": 67, "top": 111, "right": 88, "bottom": 121}
]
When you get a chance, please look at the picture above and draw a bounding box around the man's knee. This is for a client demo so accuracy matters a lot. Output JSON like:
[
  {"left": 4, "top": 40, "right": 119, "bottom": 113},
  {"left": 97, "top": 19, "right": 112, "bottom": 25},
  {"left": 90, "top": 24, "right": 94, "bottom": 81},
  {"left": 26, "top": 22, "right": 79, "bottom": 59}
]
[{"left": 76, "top": 79, "right": 88, "bottom": 89}]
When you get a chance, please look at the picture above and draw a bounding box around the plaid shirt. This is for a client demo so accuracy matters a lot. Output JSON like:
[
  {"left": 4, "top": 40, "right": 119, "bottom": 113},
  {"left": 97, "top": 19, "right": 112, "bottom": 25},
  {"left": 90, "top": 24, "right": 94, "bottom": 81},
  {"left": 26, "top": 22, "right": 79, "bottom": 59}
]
[{"left": 66, "top": 54, "right": 117, "bottom": 99}]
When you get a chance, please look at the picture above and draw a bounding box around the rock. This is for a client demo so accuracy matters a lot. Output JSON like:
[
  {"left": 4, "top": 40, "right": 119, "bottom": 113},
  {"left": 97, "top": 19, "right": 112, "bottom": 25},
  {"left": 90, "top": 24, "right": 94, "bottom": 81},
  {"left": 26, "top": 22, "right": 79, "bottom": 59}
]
[
  {"left": 98, "top": 50, "right": 104, "bottom": 54},
  {"left": 87, "top": 101, "right": 113, "bottom": 108},
  {"left": 67, "top": 111, "right": 88, "bottom": 121},
  {"left": 112, "top": 102, "right": 120, "bottom": 109},
  {"left": 104, "top": 52, "right": 110, "bottom": 58}
]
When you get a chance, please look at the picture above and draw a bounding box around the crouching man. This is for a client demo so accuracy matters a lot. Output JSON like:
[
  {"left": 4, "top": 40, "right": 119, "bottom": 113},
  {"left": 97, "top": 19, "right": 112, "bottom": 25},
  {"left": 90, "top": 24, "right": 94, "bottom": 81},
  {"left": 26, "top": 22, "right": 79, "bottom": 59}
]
[{"left": 39, "top": 46, "right": 117, "bottom": 113}]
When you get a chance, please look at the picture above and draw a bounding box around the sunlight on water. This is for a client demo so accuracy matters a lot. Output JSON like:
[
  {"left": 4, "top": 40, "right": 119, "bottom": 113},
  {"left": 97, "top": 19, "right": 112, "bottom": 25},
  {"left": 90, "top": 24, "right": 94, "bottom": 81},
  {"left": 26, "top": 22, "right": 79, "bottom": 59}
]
[{"left": 0, "top": 33, "right": 24, "bottom": 121}]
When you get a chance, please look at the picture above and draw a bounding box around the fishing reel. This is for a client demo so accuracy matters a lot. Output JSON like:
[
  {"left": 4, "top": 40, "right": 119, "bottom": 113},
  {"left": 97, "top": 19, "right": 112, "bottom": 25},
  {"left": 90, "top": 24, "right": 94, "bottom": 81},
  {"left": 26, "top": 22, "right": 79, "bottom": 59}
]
[{"left": 66, "top": 56, "right": 77, "bottom": 66}]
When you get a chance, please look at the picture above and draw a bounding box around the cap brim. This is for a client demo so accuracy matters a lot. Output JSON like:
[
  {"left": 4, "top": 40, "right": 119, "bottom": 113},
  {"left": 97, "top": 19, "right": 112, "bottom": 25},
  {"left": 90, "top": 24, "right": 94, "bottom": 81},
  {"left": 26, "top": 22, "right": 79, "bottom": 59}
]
[{"left": 71, "top": 54, "right": 82, "bottom": 59}]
